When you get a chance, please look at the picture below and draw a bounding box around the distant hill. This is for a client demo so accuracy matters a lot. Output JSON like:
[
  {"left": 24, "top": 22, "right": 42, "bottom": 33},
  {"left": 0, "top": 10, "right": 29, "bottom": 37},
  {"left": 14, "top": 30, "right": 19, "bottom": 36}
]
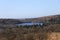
[
  {"left": 20, "top": 14, "right": 60, "bottom": 25},
  {"left": 0, "top": 14, "right": 60, "bottom": 24},
  {"left": 0, "top": 19, "right": 22, "bottom": 24}
]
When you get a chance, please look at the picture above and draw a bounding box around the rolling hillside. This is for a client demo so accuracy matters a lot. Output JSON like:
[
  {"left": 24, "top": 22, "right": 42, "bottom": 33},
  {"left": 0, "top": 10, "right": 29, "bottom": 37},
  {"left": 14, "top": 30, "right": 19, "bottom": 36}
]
[
  {"left": 0, "top": 14, "right": 60, "bottom": 24},
  {"left": 0, "top": 14, "right": 60, "bottom": 40}
]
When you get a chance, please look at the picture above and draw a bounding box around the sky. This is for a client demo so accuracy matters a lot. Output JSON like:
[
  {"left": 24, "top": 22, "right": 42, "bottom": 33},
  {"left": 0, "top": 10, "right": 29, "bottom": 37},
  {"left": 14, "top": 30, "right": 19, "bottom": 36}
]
[{"left": 0, "top": 0, "right": 60, "bottom": 19}]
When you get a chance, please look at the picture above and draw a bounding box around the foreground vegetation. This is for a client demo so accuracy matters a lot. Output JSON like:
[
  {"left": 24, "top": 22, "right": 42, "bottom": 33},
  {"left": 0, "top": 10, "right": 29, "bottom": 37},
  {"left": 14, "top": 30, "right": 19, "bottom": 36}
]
[{"left": 0, "top": 23, "right": 60, "bottom": 40}]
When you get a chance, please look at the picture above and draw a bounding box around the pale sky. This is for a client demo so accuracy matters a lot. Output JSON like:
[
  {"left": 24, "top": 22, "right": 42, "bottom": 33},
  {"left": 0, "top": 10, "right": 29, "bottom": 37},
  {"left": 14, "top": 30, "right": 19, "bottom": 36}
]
[{"left": 0, "top": 0, "right": 60, "bottom": 19}]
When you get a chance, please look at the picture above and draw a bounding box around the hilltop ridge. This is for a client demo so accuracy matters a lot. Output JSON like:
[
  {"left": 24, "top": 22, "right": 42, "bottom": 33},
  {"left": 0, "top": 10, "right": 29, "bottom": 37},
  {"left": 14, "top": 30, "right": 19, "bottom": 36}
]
[{"left": 0, "top": 14, "right": 60, "bottom": 24}]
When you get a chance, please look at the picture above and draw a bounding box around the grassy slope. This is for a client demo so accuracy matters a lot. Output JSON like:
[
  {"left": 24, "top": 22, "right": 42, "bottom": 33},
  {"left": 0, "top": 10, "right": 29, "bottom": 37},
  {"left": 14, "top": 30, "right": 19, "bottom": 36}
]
[
  {"left": 0, "top": 24, "right": 60, "bottom": 40},
  {"left": 0, "top": 15, "right": 60, "bottom": 40}
]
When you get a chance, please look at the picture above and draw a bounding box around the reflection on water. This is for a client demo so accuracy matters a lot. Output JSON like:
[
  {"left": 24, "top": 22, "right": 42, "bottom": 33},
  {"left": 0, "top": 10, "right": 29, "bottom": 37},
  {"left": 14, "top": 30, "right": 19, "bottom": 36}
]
[{"left": 17, "top": 22, "right": 44, "bottom": 26}]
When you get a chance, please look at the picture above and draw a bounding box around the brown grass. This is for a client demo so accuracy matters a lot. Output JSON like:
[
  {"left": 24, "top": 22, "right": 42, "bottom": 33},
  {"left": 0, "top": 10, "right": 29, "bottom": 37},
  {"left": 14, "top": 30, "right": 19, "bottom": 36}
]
[{"left": 0, "top": 24, "right": 60, "bottom": 40}]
